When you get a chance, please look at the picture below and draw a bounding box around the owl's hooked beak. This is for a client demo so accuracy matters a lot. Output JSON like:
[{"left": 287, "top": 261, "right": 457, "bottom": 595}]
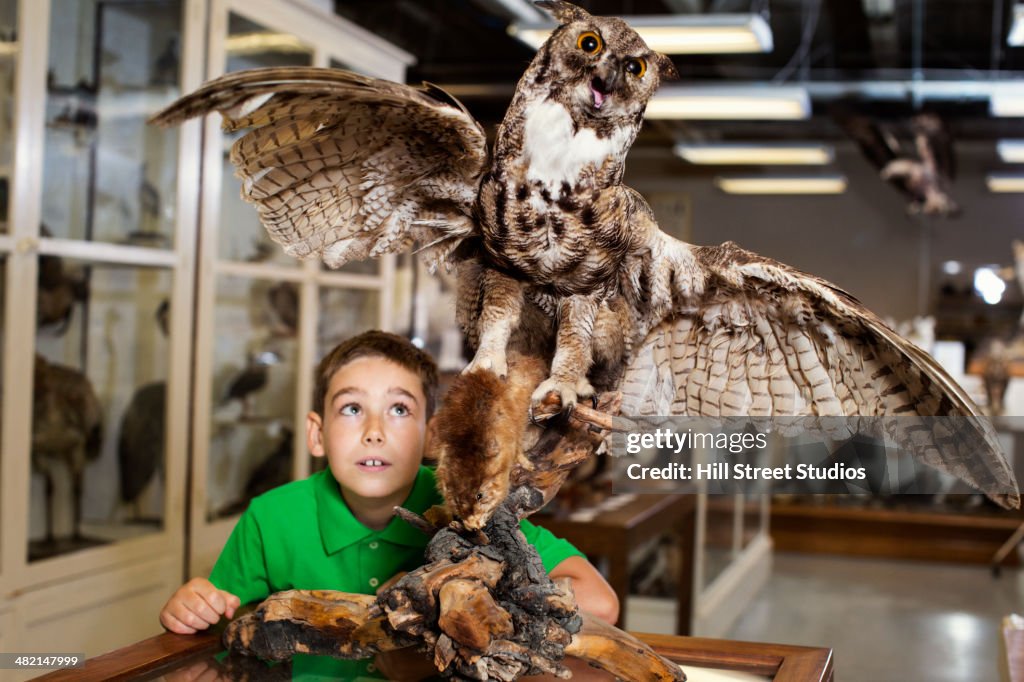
[{"left": 590, "top": 67, "right": 620, "bottom": 110}]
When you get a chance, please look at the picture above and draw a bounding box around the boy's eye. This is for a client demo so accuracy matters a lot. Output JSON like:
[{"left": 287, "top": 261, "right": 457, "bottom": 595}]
[
  {"left": 390, "top": 403, "right": 410, "bottom": 416},
  {"left": 340, "top": 404, "right": 361, "bottom": 416}
]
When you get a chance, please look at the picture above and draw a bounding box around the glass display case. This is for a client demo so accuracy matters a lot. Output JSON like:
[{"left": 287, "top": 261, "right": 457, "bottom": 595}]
[
  {"left": 188, "top": 0, "right": 413, "bottom": 576},
  {"left": 0, "top": 0, "right": 414, "bottom": 663},
  {"left": 0, "top": 0, "right": 12, "bottom": 236},
  {"left": 0, "top": 1, "right": 12, "bottom": 580},
  {"left": 31, "top": 260, "right": 173, "bottom": 560},
  {"left": 27, "top": 0, "right": 185, "bottom": 566},
  {"left": 0, "top": 0, "right": 206, "bottom": 665},
  {"left": 42, "top": 0, "right": 182, "bottom": 248}
]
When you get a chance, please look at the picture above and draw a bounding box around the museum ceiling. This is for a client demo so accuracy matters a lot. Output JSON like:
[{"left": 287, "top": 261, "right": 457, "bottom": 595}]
[{"left": 331, "top": 0, "right": 1024, "bottom": 145}]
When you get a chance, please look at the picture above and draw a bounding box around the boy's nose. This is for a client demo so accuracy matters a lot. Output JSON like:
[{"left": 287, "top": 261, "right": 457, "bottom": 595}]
[{"left": 362, "top": 421, "right": 385, "bottom": 445}]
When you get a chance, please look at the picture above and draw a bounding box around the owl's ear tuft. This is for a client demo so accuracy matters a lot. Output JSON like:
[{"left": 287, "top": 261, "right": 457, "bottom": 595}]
[
  {"left": 535, "top": 1, "right": 591, "bottom": 25},
  {"left": 655, "top": 53, "right": 679, "bottom": 81}
]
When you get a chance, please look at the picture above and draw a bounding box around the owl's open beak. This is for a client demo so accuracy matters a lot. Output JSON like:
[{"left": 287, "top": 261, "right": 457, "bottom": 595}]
[{"left": 590, "top": 69, "right": 619, "bottom": 109}]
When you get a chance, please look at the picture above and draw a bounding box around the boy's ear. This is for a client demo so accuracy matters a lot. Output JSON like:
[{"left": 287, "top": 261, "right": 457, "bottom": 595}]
[{"left": 306, "top": 411, "right": 325, "bottom": 457}]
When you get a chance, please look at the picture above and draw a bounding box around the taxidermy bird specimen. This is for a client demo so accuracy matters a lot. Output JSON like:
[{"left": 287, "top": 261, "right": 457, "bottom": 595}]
[
  {"left": 118, "top": 302, "right": 172, "bottom": 517},
  {"left": 836, "top": 109, "right": 959, "bottom": 217},
  {"left": 221, "top": 350, "right": 279, "bottom": 419},
  {"left": 118, "top": 381, "right": 165, "bottom": 518},
  {"left": 982, "top": 340, "right": 1011, "bottom": 418},
  {"left": 31, "top": 354, "right": 103, "bottom": 544},
  {"left": 153, "top": 0, "right": 1018, "bottom": 677},
  {"left": 216, "top": 426, "right": 294, "bottom": 518},
  {"left": 37, "top": 227, "right": 89, "bottom": 334},
  {"left": 266, "top": 281, "right": 298, "bottom": 336}
]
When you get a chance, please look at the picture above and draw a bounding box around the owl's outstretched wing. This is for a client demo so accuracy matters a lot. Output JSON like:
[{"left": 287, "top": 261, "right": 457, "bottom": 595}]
[
  {"left": 150, "top": 67, "right": 487, "bottom": 269},
  {"left": 618, "top": 236, "right": 1020, "bottom": 509}
]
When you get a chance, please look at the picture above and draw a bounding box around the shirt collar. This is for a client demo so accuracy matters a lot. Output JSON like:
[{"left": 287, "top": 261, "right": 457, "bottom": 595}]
[{"left": 315, "top": 466, "right": 437, "bottom": 555}]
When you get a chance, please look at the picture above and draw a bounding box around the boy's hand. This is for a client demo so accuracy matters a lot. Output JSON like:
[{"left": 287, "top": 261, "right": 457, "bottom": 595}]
[{"left": 159, "top": 578, "right": 241, "bottom": 634}]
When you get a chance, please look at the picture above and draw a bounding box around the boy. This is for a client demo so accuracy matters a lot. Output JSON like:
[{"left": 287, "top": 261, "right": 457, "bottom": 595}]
[{"left": 160, "top": 330, "right": 618, "bottom": 679}]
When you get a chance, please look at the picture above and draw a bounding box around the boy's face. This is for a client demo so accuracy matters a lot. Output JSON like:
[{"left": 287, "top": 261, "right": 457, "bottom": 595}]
[{"left": 307, "top": 356, "right": 427, "bottom": 512}]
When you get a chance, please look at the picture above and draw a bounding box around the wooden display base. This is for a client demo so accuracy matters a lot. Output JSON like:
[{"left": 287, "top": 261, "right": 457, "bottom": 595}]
[{"left": 771, "top": 500, "right": 1024, "bottom": 565}]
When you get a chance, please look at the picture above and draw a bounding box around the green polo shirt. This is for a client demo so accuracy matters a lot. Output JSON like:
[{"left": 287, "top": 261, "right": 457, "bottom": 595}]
[{"left": 210, "top": 466, "right": 583, "bottom": 680}]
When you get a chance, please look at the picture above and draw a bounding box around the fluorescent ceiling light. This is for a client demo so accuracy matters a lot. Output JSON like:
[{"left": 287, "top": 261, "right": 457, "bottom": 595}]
[
  {"left": 508, "top": 14, "right": 772, "bottom": 54},
  {"left": 478, "top": 0, "right": 547, "bottom": 23},
  {"left": 714, "top": 175, "right": 847, "bottom": 195},
  {"left": 997, "top": 140, "right": 1024, "bottom": 162},
  {"left": 991, "top": 90, "right": 1024, "bottom": 117},
  {"left": 647, "top": 86, "right": 810, "bottom": 120},
  {"left": 226, "top": 32, "right": 312, "bottom": 56},
  {"left": 1008, "top": 4, "right": 1024, "bottom": 46},
  {"left": 987, "top": 173, "right": 1024, "bottom": 192},
  {"left": 674, "top": 142, "right": 833, "bottom": 165}
]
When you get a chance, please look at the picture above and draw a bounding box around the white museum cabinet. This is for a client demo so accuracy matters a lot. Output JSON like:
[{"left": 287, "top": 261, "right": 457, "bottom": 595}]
[{"left": 0, "top": 0, "right": 411, "bottom": 669}]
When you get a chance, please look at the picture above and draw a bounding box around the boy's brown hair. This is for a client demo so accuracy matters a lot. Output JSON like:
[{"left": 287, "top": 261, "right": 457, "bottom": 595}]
[{"left": 313, "top": 330, "right": 439, "bottom": 418}]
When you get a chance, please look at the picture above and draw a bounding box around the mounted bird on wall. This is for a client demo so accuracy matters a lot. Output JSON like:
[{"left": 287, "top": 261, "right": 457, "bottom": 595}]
[
  {"left": 152, "top": 0, "right": 1018, "bottom": 676},
  {"left": 835, "top": 107, "right": 959, "bottom": 217}
]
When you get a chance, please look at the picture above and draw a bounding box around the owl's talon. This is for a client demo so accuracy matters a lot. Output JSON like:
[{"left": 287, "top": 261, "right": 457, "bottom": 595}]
[
  {"left": 575, "top": 377, "right": 595, "bottom": 401},
  {"left": 464, "top": 349, "right": 508, "bottom": 379},
  {"left": 530, "top": 379, "right": 579, "bottom": 420}
]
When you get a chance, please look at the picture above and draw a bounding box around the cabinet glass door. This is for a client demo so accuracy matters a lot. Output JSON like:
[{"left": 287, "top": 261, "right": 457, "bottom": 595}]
[
  {"left": 31, "top": 261, "right": 172, "bottom": 560},
  {"left": 207, "top": 274, "right": 300, "bottom": 519},
  {"left": 189, "top": 0, "right": 411, "bottom": 576},
  {"left": 0, "top": 0, "right": 14, "bottom": 515},
  {"left": 216, "top": 12, "right": 312, "bottom": 266},
  {"left": 0, "top": 0, "right": 12, "bottom": 235},
  {"left": 203, "top": 14, "right": 312, "bottom": 519},
  {"left": 27, "top": 0, "right": 188, "bottom": 563},
  {"left": 41, "top": 0, "right": 182, "bottom": 247}
]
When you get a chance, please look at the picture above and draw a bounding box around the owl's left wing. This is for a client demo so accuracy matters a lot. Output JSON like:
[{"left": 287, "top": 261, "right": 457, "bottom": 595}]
[
  {"left": 150, "top": 67, "right": 488, "bottom": 269},
  {"left": 617, "top": 235, "right": 1020, "bottom": 509}
]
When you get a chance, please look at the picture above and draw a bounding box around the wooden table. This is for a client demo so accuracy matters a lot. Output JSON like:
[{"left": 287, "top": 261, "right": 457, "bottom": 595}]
[
  {"left": 534, "top": 493, "right": 697, "bottom": 634},
  {"left": 33, "top": 630, "right": 833, "bottom": 681}
]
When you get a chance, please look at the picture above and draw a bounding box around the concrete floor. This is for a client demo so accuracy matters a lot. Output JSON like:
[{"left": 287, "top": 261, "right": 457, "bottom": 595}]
[{"left": 725, "top": 553, "right": 1023, "bottom": 682}]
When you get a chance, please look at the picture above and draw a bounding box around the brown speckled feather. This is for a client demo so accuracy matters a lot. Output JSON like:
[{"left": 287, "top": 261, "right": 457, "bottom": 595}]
[
  {"left": 150, "top": 67, "right": 487, "bottom": 270},
  {"left": 618, "top": 239, "right": 1018, "bottom": 508}
]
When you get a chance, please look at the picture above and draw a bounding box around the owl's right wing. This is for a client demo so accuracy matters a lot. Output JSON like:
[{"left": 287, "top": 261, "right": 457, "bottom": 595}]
[
  {"left": 616, "top": 234, "right": 1019, "bottom": 509},
  {"left": 150, "top": 67, "right": 488, "bottom": 269}
]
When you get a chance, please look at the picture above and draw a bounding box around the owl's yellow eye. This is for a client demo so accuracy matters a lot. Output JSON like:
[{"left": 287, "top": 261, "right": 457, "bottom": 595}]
[
  {"left": 625, "top": 58, "right": 647, "bottom": 78},
  {"left": 577, "top": 31, "right": 603, "bottom": 54}
]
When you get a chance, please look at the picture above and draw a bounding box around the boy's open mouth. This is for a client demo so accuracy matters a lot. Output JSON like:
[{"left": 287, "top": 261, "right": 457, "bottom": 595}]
[{"left": 357, "top": 458, "right": 391, "bottom": 470}]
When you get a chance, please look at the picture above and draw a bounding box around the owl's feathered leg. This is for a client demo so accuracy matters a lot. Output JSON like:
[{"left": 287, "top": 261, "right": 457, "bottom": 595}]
[
  {"left": 464, "top": 269, "right": 524, "bottom": 379},
  {"left": 531, "top": 295, "right": 600, "bottom": 411}
]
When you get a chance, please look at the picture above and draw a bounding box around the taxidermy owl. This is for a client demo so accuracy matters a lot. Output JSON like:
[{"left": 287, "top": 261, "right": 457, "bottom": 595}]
[{"left": 152, "top": 0, "right": 1019, "bottom": 520}]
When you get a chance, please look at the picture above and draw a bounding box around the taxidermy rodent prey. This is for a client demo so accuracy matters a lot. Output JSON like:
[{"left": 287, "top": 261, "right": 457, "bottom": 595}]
[{"left": 151, "top": 0, "right": 1019, "bottom": 519}]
